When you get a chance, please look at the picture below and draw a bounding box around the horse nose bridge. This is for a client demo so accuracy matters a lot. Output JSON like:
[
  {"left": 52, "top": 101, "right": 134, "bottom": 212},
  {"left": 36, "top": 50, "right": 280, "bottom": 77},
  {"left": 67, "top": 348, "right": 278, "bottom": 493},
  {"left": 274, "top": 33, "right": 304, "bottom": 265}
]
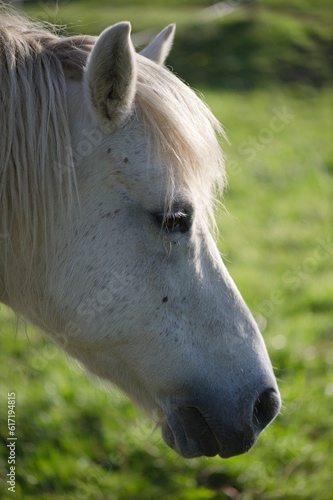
[{"left": 187, "top": 261, "right": 260, "bottom": 340}]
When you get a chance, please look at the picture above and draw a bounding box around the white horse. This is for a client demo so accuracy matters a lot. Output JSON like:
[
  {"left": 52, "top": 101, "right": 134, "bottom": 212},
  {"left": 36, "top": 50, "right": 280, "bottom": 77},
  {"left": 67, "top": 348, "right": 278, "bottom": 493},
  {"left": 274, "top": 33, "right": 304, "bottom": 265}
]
[{"left": 0, "top": 11, "right": 281, "bottom": 459}]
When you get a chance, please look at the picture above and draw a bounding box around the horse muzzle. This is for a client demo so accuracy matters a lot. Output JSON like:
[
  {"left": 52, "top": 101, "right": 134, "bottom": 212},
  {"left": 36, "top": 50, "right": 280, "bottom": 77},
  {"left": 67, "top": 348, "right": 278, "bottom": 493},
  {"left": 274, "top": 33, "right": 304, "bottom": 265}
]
[{"left": 160, "top": 386, "right": 281, "bottom": 458}]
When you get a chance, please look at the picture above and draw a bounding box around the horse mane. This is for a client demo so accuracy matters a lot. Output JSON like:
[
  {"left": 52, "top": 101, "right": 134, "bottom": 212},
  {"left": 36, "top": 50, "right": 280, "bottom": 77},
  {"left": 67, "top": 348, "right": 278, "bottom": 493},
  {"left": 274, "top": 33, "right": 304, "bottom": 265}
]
[
  {"left": 0, "top": 7, "right": 225, "bottom": 309},
  {"left": 0, "top": 9, "right": 94, "bottom": 307}
]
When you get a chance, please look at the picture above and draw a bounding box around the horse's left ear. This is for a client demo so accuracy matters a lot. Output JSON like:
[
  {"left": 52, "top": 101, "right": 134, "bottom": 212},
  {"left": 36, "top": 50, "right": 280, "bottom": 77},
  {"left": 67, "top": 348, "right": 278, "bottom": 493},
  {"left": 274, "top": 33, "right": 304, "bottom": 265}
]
[
  {"left": 85, "top": 22, "right": 137, "bottom": 131},
  {"left": 140, "top": 24, "right": 176, "bottom": 65}
]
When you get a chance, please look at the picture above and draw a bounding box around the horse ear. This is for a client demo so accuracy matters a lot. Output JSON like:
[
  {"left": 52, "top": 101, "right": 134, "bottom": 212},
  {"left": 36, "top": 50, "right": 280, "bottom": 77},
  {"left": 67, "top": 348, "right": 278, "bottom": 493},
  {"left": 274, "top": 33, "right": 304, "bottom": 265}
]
[
  {"left": 140, "top": 24, "right": 176, "bottom": 65},
  {"left": 85, "top": 22, "right": 137, "bottom": 130}
]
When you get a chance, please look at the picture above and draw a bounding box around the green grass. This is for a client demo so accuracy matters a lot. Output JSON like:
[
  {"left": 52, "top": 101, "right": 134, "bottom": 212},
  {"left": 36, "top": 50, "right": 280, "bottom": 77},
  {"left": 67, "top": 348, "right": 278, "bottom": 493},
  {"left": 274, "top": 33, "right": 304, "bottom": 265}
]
[
  {"left": 1, "top": 1, "right": 333, "bottom": 499},
  {"left": 22, "top": 0, "right": 333, "bottom": 89},
  {"left": 23, "top": 0, "right": 200, "bottom": 33}
]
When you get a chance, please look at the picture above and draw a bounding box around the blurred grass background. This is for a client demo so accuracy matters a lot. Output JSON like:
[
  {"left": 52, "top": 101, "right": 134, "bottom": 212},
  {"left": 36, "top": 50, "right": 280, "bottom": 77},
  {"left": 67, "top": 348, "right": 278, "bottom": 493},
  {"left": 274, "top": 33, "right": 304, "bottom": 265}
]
[{"left": 0, "top": 0, "right": 332, "bottom": 499}]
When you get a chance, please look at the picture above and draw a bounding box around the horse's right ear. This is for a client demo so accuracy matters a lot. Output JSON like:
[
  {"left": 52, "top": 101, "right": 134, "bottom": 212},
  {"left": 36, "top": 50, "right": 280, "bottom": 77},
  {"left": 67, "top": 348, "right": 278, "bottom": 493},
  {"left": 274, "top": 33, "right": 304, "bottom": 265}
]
[{"left": 85, "top": 22, "right": 137, "bottom": 131}]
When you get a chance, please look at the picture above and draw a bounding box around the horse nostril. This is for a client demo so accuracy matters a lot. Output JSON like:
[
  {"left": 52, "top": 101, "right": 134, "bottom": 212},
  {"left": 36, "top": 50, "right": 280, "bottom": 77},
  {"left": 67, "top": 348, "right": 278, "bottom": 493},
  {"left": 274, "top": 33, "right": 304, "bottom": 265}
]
[{"left": 252, "top": 388, "right": 281, "bottom": 432}]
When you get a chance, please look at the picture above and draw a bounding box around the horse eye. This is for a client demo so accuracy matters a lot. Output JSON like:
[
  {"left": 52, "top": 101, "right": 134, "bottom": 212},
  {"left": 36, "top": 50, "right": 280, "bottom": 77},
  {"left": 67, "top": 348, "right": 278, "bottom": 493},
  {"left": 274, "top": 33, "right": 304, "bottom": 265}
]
[{"left": 154, "top": 210, "right": 192, "bottom": 234}]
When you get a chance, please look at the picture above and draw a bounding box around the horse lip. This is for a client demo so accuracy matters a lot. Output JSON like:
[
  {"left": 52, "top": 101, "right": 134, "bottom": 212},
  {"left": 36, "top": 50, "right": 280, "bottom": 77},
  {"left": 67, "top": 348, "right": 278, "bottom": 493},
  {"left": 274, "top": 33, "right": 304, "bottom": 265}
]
[
  {"left": 161, "top": 407, "right": 222, "bottom": 458},
  {"left": 218, "top": 435, "right": 257, "bottom": 459},
  {"left": 160, "top": 403, "right": 260, "bottom": 459},
  {"left": 162, "top": 414, "right": 258, "bottom": 459},
  {"left": 162, "top": 422, "right": 220, "bottom": 458}
]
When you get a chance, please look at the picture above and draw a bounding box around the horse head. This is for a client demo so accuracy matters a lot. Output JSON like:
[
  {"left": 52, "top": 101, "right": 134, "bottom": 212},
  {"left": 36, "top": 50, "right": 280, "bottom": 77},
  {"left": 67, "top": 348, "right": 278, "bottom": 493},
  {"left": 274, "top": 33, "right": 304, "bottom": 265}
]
[{"left": 0, "top": 18, "right": 280, "bottom": 458}]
